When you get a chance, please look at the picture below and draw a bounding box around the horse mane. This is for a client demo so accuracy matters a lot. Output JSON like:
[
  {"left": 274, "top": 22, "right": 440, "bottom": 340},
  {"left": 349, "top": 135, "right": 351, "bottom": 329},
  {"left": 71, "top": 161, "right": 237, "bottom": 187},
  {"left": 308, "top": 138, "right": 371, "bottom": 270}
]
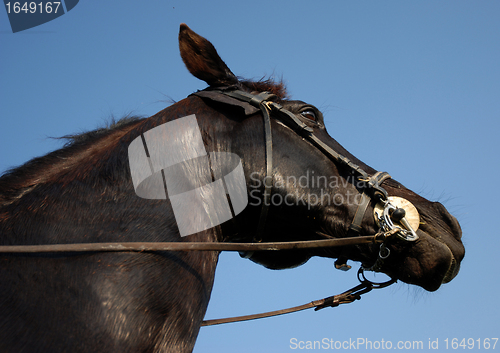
[
  {"left": 56, "top": 116, "right": 142, "bottom": 146},
  {"left": 0, "top": 117, "right": 144, "bottom": 205},
  {"left": 240, "top": 77, "right": 289, "bottom": 100}
]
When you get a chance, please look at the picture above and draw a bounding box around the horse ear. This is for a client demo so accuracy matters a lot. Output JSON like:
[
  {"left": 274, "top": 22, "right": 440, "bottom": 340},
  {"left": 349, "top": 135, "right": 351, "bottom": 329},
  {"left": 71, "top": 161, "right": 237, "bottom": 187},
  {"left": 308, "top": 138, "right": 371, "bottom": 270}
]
[{"left": 179, "top": 24, "right": 238, "bottom": 87}]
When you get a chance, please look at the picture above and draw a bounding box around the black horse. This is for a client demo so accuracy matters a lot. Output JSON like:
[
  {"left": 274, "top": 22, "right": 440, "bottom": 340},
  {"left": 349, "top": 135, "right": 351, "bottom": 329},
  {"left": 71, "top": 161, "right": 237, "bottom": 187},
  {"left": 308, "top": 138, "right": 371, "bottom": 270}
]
[{"left": 0, "top": 24, "right": 464, "bottom": 352}]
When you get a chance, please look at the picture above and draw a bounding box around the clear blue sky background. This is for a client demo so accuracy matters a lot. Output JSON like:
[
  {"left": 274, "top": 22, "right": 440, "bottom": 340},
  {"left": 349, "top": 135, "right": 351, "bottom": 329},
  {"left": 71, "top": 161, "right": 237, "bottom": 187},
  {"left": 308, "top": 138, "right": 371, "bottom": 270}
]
[{"left": 1, "top": 1, "right": 499, "bottom": 352}]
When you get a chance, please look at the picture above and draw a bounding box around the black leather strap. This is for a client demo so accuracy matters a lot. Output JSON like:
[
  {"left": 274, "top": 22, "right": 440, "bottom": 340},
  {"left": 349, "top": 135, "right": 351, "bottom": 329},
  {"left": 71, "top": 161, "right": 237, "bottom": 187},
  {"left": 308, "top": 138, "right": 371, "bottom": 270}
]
[
  {"left": 348, "top": 173, "right": 390, "bottom": 234},
  {"left": 222, "top": 90, "right": 277, "bottom": 108},
  {"left": 349, "top": 192, "right": 371, "bottom": 234},
  {"left": 256, "top": 102, "right": 273, "bottom": 240},
  {"left": 267, "top": 102, "right": 313, "bottom": 134},
  {"left": 303, "top": 133, "right": 370, "bottom": 181},
  {"left": 220, "top": 90, "right": 275, "bottom": 241},
  {"left": 191, "top": 90, "right": 261, "bottom": 116}
]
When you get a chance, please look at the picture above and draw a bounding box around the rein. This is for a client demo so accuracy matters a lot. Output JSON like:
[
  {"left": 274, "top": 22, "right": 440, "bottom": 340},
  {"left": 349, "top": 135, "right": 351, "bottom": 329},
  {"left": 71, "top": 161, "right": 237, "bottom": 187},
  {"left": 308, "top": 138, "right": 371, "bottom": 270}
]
[
  {"left": 201, "top": 267, "right": 396, "bottom": 326},
  {"left": 0, "top": 88, "right": 420, "bottom": 326},
  {"left": 0, "top": 233, "right": 388, "bottom": 254}
]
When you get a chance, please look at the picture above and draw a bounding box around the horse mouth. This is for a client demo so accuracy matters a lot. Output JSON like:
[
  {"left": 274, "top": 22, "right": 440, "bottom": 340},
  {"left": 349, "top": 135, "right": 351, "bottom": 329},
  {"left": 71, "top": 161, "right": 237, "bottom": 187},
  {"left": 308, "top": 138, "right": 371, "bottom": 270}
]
[
  {"left": 422, "top": 229, "right": 463, "bottom": 289},
  {"left": 388, "top": 227, "right": 463, "bottom": 291},
  {"left": 441, "top": 248, "right": 458, "bottom": 284},
  {"left": 429, "top": 227, "right": 462, "bottom": 285}
]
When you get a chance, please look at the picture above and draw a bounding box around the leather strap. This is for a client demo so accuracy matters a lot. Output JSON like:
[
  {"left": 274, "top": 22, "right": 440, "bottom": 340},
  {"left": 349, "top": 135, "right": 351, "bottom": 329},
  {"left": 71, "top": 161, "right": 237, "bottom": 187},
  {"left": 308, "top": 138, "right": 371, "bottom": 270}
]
[
  {"left": 190, "top": 89, "right": 261, "bottom": 116},
  {"left": 221, "top": 90, "right": 277, "bottom": 241},
  {"left": 0, "top": 235, "right": 383, "bottom": 253},
  {"left": 202, "top": 267, "right": 395, "bottom": 326},
  {"left": 256, "top": 102, "right": 273, "bottom": 239},
  {"left": 349, "top": 192, "right": 370, "bottom": 234},
  {"left": 348, "top": 172, "right": 392, "bottom": 234}
]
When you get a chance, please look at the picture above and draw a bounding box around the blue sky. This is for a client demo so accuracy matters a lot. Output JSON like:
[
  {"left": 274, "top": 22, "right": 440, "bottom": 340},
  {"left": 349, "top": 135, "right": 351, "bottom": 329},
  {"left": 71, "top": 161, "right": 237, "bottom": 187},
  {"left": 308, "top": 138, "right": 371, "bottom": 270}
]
[{"left": 1, "top": 1, "right": 499, "bottom": 352}]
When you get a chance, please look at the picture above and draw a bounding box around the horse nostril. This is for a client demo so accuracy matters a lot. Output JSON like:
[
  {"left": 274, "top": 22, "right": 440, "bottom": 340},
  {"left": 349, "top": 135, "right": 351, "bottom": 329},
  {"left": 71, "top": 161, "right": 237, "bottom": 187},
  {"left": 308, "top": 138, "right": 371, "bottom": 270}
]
[
  {"left": 449, "top": 214, "right": 462, "bottom": 241},
  {"left": 434, "top": 202, "right": 462, "bottom": 241}
]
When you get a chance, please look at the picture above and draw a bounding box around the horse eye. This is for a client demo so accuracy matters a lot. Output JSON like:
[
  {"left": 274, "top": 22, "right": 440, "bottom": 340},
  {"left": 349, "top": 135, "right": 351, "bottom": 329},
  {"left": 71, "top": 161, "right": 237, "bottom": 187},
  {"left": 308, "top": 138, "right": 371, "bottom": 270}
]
[{"left": 300, "top": 110, "right": 317, "bottom": 121}]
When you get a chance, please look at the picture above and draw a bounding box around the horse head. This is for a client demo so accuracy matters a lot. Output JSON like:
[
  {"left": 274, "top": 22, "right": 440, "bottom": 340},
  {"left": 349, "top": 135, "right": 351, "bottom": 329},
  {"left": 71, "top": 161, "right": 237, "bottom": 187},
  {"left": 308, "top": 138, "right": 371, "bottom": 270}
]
[{"left": 178, "top": 24, "right": 464, "bottom": 292}]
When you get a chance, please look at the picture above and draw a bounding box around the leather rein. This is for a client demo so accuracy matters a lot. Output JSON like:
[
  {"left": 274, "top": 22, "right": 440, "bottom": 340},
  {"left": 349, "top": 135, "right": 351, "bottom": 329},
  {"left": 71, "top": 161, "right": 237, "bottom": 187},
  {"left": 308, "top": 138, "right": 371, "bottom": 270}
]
[{"left": 0, "top": 88, "right": 419, "bottom": 326}]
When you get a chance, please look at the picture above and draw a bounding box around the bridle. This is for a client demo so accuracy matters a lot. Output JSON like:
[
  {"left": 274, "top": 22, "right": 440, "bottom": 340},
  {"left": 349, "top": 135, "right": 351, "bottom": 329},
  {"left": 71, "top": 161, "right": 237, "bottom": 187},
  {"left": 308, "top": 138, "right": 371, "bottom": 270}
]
[
  {"left": 0, "top": 88, "right": 420, "bottom": 326},
  {"left": 207, "top": 89, "right": 419, "bottom": 241}
]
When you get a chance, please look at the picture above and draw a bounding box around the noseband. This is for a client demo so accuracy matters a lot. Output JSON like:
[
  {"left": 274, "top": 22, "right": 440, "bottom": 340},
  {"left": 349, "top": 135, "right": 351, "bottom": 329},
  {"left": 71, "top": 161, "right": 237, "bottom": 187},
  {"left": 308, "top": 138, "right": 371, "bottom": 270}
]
[{"left": 0, "top": 88, "right": 421, "bottom": 326}]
